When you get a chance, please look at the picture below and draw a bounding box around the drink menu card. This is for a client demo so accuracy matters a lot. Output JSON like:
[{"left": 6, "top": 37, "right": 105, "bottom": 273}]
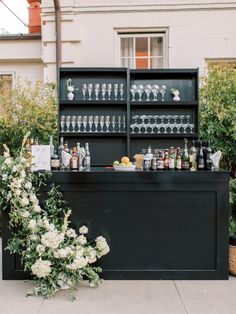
[{"left": 31, "top": 145, "right": 51, "bottom": 171}]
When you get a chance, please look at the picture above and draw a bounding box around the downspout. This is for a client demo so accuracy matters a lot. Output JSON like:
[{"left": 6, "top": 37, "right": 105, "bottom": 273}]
[{"left": 53, "top": 0, "right": 61, "bottom": 81}]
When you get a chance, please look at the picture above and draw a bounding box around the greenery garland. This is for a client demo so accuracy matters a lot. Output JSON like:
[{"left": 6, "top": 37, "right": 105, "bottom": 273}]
[{"left": 0, "top": 134, "right": 110, "bottom": 298}]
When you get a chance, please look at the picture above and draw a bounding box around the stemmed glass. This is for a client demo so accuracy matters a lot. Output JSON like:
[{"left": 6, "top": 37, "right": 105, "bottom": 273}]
[
  {"left": 60, "top": 115, "right": 65, "bottom": 132},
  {"left": 130, "top": 115, "right": 138, "bottom": 134},
  {"left": 172, "top": 115, "right": 179, "bottom": 134},
  {"left": 154, "top": 115, "right": 160, "bottom": 134},
  {"left": 94, "top": 115, "right": 99, "bottom": 132},
  {"left": 167, "top": 115, "right": 174, "bottom": 134},
  {"left": 88, "top": 115, "right": 94, "bottom": 132},
  {"left": 99, "top": 115, "right": 104, "bottom": 132},
  {"left": 160, "top": 85, "right": 167, "bottom": 102},
  {"left": 122, "top": 115, "right": 126, "bottom": 132},
  {"left": 107, "top": 84, "right": 112, "bottom": 100},
  {"left": 82, "top": 115, "right": 88, "bottom": 132},
  {"left": 179, "top": 115, "right": 185, "bottom": 134},
  {"left": 130, "top": 85, "right": 137, "bottom": 101},
  {"left": 76, "top": 115, "right": 82, "bottom": 133},
  {"left": 111, "top": 116, "right": 116, "bottom": 132},
  {"left": 114, "top": 84, "right": 119, "bottom": 101},
  {"left": 117, "top": 116, "right": 121, "bottom": 132},
  {"left": 88, "top": 84, "right": 93, "bottom": 101},
  {"left": 145, "top": 85, "right": 152, "bottom": 101},
  {"left": 82, "top": 84, "right": 87, "bottom": 101},
  {"left": 152, "top": 85, "right": 160, "bottom": 101},
  {"left": 94, "top": 84, "right": 100, "bottom": 101},
  {"left": 71, "top": 115, "right": 76, "bottom": 132},
  {"left": 66, "top": 116, "right": 70, "bottom": 132},
  {"left": 149, "top": 115, "right": 155, "bottom": 134},
  {"left": 101, "top": 84, "right": 107, "bottom": 101},
  {"left": 105, "top": 115, "right": 110, "bottom": 133},
  {"left": 186, "top": 115, "right": 193, "bottom": 134},
  {"left": 140, "top": 115, "right": 147, "bottom": 134},
  {"left": 119, "top": 83, "right": 124, "bottom": 100},
  {"left": 137, "top": 85, "right": 144, "bottom": 101},
  {"left": 137, "top": 116, "right": 143, "bottom": 134}
]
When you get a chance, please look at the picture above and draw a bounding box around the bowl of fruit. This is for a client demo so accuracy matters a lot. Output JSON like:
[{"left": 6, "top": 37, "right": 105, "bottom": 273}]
[{"left": 113, "top": 157, "right": 136, "bottom": 171}]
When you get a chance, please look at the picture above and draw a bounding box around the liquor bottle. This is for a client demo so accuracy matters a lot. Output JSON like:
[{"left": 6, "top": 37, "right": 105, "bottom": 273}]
[
  {"left": 64, "top": 142, "right": 70, "bottom": 153},
  {"left": 51, "top": 147, "right": 60, "bottom": 170},
  {"left": 49, "top": 134, "right": 54, "bottom": 157},
  {"left": 164, "top": 149, "right": 169, "bottom": 170},
  {"left": 197, "top": 141, "right": 205, "bottom": 170},
  {"left": 189, "top": 140, "right": 197, "bottom": 171},
  {"left": 205, "top": 141, "right": 213, "bottom": 170},
  {"left": 70, "top": 147, "right": 79, "bottom": 170},
  {"left": 76, "top": 142, "right": 81, "bottom": 156},
  {"left": 175, "top": 147, "right": 182, "bottom": 170},
  {"left": 157, "top": 151, "right": 164, "bottom": 170},
  {"left": 181, "top": 138, "right": 190, "bottom": 170},
  {"left": 168, "top": 147, "right": 175, "bottom": 170},
  {"left": 58, "top": 137, "right": 64, "bottom": 169},
  {"left": 84, "top": 143, "right": 91, "bottom": 170}
]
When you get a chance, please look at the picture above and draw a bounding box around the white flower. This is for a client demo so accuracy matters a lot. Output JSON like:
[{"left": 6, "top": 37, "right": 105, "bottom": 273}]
[
  {"left": 14, "top": 189, "right": 21, "bottom": 197},
  {"left": 24, "top": 182, "right": 32, "bottom": 190},
  {"left": 28, "top": 219, "right": 37, "bottom": 230},
  {"left": 30, "top": 193, "right": 38, "bottom": 204},
  {"left": 33, "top": 204, "right": 42, "bottom": 213},
  {"left": 4, "top": 158, "right": 12, "bottom": 165},
  {"left": 41, "top": 230, "right": 64, "bottom": 249},
  {"left": 54, "top": 248, "right": 67, "bottom": 259},
  {"left": 75, "top": 246, "right": 84, "bottom": 259},
  {"left": 67, "top": 256, "right": 88, "bottom": 270},
  {"left": 48, "top": 223, "right": 55, "bottom": 231},
  {"left": 31, "top": 259, "right": 51, "bottom": 278},
  {"left": 2, "top": 174, "right": 8, "bottom": 181},
  {"left": 65, "top": 246, "right": 73, "bottom": 255},
  {"left": 78, "top": 235, "right": 87, "bottom": 245},
  {"left": 12, "top": 165, "right": 17, "bottom": 172},
  {"left": 87, "top": 248, "right": 97, "bottom": 264},
  {"left": 36, "top": 244, "right": 45, "bottom": 255},
  {"left": 42, "top": 217, "right": 50, "bottom": 230},
  {"left": 30, "top": 234, "right": 38, "bottom": 241},
  {"left": 95, "top": 236, "right": 110, "bottom": 256},
  {"left": 9, "top": 178, "right": 22, "bottom": 190},
  {"left": 20, "top": 211, "right": 30, "bottom": 218},
  {"left": 79, "top": 225, "right": 88, "bottom": 234},
  {"left": 20, "top": 170, "right": 26, "bottom": 179},
  {"left": 66, "top": 228, "right": 77, "bottom": 238},
  {"left": 20, "top": 197, "right": 29, "bottom": 207}
]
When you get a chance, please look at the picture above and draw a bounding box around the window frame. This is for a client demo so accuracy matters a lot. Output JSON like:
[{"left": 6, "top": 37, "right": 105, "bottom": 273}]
[{"left": 0, "top": 72, "right": 15, "bottom": 89}]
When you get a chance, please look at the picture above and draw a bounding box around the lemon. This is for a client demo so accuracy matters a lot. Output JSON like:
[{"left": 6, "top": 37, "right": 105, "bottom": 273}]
[
  {"left": 113, "top": 160, "right": 119, "bottom": 166},
  {"left": 121, "top": 156, "right": 130, "bottom": 164}
]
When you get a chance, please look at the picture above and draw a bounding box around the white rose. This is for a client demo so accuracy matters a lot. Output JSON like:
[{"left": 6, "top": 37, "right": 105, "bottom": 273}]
[
  {"left": 79, "top": 225, "right": 88, "bottom": 235},
  {"left": 66, "top": 228, "right": 77, "bottom": 238},
  {"left": 78, "top": 235, "right": 87, "bottom": 245},
  {"left": 31, "top": 259, "right": 51, "bottom": 278},
  {"left": 36, "top": 244, "right": 45, "bottom": 255},
  {"left": 28, "top": 219, "right": 37, "bottom": 230},
  {"left": 21, "top": 211, "right": 30, "bottom": 218},
  {"left": 33, "top": 204, "right": 42, "bottom": 213},
  {"left": 25, "top": 182, "right": 32, "bottom": 190},
  {"left": 41, "top": 230, "right": 64, "bottom": 249}
]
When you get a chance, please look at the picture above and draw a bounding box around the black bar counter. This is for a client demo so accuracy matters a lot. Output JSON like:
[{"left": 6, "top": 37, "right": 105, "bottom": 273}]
[{"left": 2, "top": 168, "right": 230, "bottom": 280}]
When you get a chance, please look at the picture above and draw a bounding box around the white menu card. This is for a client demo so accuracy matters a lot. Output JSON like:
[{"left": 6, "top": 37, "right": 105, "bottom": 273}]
[{"left": 31, "top": 145, "right": 51, "bottom": 172}]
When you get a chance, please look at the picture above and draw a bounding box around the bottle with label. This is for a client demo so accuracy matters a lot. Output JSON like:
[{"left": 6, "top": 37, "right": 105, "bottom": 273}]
[
  {"left": 175, "top": 147, "right": 182, "bottom": 170},
  {"left": 197, "top": 141, "right": 205, "bottom": 170},
  {"left": 58, "top": 137, "right": 64, "bottom": 169},
  {"left": 181, "top": 138, "right": 190, "bottom": 170},
  {"left": 189, "top": 140, "right": 197, "bottom": 171},
  {"left": 157, "top": 151, "right": 164, "bottom": 170},
  {"left": 84, "top": 143, "right": 91, "bottom": 170},
  {"left": 205, "top": 141, "right": 213, "bottom": 170},
  {"left": 76, "top": 142, "right": 81, "bottom": 156},
  {"left": 51, "top": 147, "right": 60, "bottom": 170},
  {"left": 49, "top": 134, "right": 54, "bottom": 157},
  {"left": 70, "top": 147, "right": 79, "bottom": 170},
  {"left": 164, "top": 149, "right": 169, "bottom": 170},
  {"left": 168, "top": 147, "right": 175, "bottom": 170}
]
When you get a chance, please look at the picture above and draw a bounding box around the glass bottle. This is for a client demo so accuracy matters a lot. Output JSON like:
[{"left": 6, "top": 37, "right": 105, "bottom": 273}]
[
  {"left": 64, "top": 142, "right": 70, "bottom": 153},
  {"left": 168, "top": 146, "right": 175, "bottom": 170},
  {"left": 157, "top": 151, "right": 164, "bottom": 170},
  {"left": 189, "top": 140, "right": 197, "bottom": 171},
  {"left": 175, "top": 147, "right": 182, "bottom": 170},
  {"left": 197, "top": 141, "right": 205, "bottom": 170},
  {"left": 84, "top": 143, "right": 91, "bottom": 170},
  {"left": 70, "top": 147, "right": 79, "bottom": 170},
  {"left": 181, "top": 138, "right": 190, "bottom": 170},
  {"left": 58, "top": 137, "right": 64, "bottom": 169},
  {"left": 49, "top": 134, "right": 54, "bottom": 157},
  {"left": 76, "top": 142, "right": 81, "bottom": 156},
  {"left": 205, "top": 141, "right": 213, "bottom": 170},
  {"left": 164, "top": 149, "right": 169, "bottom": 170},
  {"left": 51, "top": 147, "right": 60, "bottom": 170}
]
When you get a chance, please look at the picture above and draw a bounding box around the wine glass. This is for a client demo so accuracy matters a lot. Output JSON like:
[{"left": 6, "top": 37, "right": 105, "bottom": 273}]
[
  {"left": 105, "top": 115, "right": 110, "bottom": 133},
  {"left": 140, "top": 115, "right": 147, "bottom": 134},
  {"left": 149, "top": 115, "right": 155, "bottom": 134},
  {"left": 107, "top": 84, "right": 112, "bottom": 100},
  {"left": 66, "top": 116, "right": 70, "bottom": 132},
  {"left": 111, "top": 116, "right": 116, "bottom": 132},
  {"left": 160, "top": 85, "right": 167, "bottom": 101},
  {"left": 88, "top": 84, "right": 93, "bottom": 101},
  {"left": 152, "top": 85, "right": 160, "bottom": 101},
  {"left": 114, "top": 83, "right": 119, "bottom": 101},
  {"left": 154, "top": 115, "right": 160, "bottom": 134},
  {"left": 101, "top": 84, "right": 107, "bottom": 101},
  {"left": 117, "top": 115, "right": 121, "bottom": 132},
  {"left": 76, "top": 115, "right": 82, "bottom": 133},
  {"left": 82, "top": 84, "right": 87, "bottom": 101},
  {"left": 145, "top": 85, "right": 152, "bottom": 101},
  {"left": 130, "top": 115, "right": 138, "bottom": 134},
  {"left": 94, "top": 115, "right": 99, "bottom": 133},
  {"left": 88, "top": 115, "right": 94, "bottom": 132},
  {"left": 119, "top": 83, "right": 124, "bottom": 100},
  {"left": 99, "top": 115, "right": 105, "bottom": 132},
  {"left": 179, "top": 115, "right": 185, "bottom": 133},
  {"left": 71, "top": 115, "right": 76, "bottom": 132},
  {"left": 137, "top": 85, "right": 144, "bottom": 101},
  {"left": 172, "top": 115, "right": 179, "bottom": 134},
  {"left": 82, "top": 115, "right": 88, "bottom": 132},
  {"left": 130, "top": 84, "right": 137, "bottom": 101},
  {"left": 122, "top": 115, "right": 126, "bottom": 132},
  {"left": 94, "top": 84, "right": 100, "bottom": 101},
  {"left": 60, "top": 115, "right": 65, "bottom": 132}
]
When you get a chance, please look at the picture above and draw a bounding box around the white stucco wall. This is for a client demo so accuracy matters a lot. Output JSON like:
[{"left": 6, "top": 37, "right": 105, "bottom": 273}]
[{"left": 40, "top": 0, "right": 236, "bottom": 81}]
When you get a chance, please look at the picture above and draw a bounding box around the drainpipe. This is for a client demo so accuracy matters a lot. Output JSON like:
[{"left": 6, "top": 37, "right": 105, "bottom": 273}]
[{"left": 53, "top": 0, "right": 61, "bottom": 80}]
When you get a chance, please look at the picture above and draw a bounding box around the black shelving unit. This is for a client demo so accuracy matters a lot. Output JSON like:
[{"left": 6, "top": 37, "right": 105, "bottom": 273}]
[{"left": 59, "top": 67, "right": 199, "bottom": 165}]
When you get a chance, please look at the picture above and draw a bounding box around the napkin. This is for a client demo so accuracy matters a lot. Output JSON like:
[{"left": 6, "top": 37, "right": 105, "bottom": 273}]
[{"left": 210, "top": 151, "right": 222, "bottom": 170}]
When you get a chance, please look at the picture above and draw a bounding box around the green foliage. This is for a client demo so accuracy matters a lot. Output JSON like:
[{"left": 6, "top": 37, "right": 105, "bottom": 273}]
[
  {"left": 229, "top": 216, "right": 236, "bottom": 238},
  {"left": 0, "top": 80, "right": 58, "bottom": 156},
  {"left": 200, "top": 64, "right": 236, "bottom": 178}
]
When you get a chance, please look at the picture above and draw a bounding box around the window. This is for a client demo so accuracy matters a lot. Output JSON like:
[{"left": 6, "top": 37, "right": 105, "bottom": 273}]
[
  {"left": 119, "top": 32, "right": 167, "bottom": 69},
  {"left": 0, "top": 74, "right": 13, "bottom": 94},
  {"left": 206, "top": 58, "right": 236, "bottom": 70}
]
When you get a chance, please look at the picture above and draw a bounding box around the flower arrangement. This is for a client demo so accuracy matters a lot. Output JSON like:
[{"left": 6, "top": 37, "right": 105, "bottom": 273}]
[
  {"left": 0, "top": 134, "right": 110, "bottom": 298},
  {"left": 66, "top": 79, "right": 76, "bottom": 92}
]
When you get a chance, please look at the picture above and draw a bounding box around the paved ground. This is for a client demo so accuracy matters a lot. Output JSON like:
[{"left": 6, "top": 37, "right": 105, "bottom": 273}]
[{"left": 1, "top": 239, "right": 236, "bottom": 314}]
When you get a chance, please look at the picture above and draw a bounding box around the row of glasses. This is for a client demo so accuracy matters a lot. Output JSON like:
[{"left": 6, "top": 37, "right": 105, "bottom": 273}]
[
  {"left": 60, "top": 115, "right": 126, "bottom": 133},
  {"left": 130, "top": 114, "right": 194, "bottom": 134},
  {"left": 130, "top": 84, "right": 167, "bottom": 102},
  {"left": 79, "top": 83, "right": 124, "bottom": 101}
]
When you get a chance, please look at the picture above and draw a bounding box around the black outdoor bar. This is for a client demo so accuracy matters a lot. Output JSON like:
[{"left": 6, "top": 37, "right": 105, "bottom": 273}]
[{"left": 2, "top": 67, "right": 230, "bottom": 280}]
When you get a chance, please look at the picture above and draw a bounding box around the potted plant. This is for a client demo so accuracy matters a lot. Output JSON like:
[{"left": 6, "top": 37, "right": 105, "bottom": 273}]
[{"left": 229, "top": 216, "right": 236, "bottom": 275}]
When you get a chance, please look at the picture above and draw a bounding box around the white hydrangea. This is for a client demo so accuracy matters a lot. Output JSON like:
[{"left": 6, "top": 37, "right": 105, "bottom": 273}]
[
  {"left": 42, "top": 217, "right": 50, "bottom": 230},
  {"left": 20, "top": 170, "right": 26, "bottom": 179},
  {"left": 66, "top": 228, "right": 77, "bottom": 238},
  {"left": 54, "top": 248, "right": 68, "bottom": 259},
  {"left": 75, "top": 246, "right": 85, "bottom": 259},
  {"left": 2, "top": 174, "right": 8, "bottom": 181},
  {"left": 9, "top": 178, "right": 22, "bottom": 190},
  {"left": 36, "top": 244, "right": 45, "bottom": 255},
  {"left": 20, "top": 211, "right": 30, "bottom": 218},
  {"left": 79, "top": 225, "right": 88, "bottom": 234},
  {"left": 31, "top": 259, "right": 51, "bottom": 278},
  {"left": 24, "top": 182, "right": 32, "bottom": 190},
  {"left": 95, "top": 236, "right": 110, "bottom": 256},
  {"left": 28, "top": 219, "right": 37, "bottom": 230},
  {"left": 30, "top": 234, "right": 38, "bottom": 241},
  {"left": 33, "top": 204, "right": 42, "bottom": 213},
  {"left": 41, "top": 230, "right": 64, "bottom": 249},
  {"left": 20, "top": 197, "right": 29, "bottom": 207},
  {"left": 67, "top": 256, "right": 88, "bottom": 270},
  {"left": 65, "top": 246, "right": 74, "bottom": 255},
  {"left": 78, "top": 235, "right": 87, "bottom": 245},
  {"left": 30, "top": 193, "right": 38, "bottom": 204},
  {"left": 4, "top": 158, "right": 12, "bottom": 165},
  {"left": 87, "top": 247, "right": 97, "bottom": 264},
  {"left": 14, "top": 189, "right": 21, "bottom": 197}
]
